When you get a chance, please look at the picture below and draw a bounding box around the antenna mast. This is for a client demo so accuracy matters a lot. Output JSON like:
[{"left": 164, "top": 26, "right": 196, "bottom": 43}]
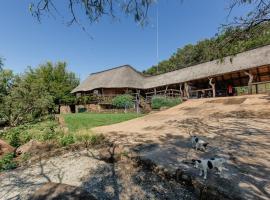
[{"left": 156, "top": 0, "right": 159, "bottom": 74}]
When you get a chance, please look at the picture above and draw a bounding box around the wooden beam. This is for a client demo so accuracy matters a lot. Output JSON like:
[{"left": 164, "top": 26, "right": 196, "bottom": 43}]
[{"left": 256, "top": 67, "right": 261, "bottom": 82}]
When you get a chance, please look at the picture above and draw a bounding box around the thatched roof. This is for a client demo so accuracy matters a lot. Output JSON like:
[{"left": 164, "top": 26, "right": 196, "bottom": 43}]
[
  {"left": 72, "top": 45, "right": 270, "bottom": 93},
  {"left": 72, "top": 65, "right": 145, "bottom": 93}
]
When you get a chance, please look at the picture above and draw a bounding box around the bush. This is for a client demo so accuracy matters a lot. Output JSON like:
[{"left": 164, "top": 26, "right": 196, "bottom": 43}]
[
  {"left": 151, "top": 96, "right": 182, "bottom": 109},
  {"left": 75, "top": 130, "right": 105, "bottom": 145},
  {"left": 1, "top": 121, "right": 60, "bottom": 147},
  {"left": 59, "top": 134, "right": 75, "bottom": 146},
  {"left": 112, "top": 94, "right": 134, "bottom": 109},
  {"left": 5, "top": 128, "right": 21, "bottom": 147},
  {"left": 0, "top": 153, "right": 17, "bottom": 171}
]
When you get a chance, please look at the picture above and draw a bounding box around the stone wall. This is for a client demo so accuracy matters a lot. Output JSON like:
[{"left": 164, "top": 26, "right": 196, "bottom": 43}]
[
  {"left": 75, "top": 104, "right": 137, "bottom": 113},
  {"left": 76, "top": 104, "right": 101, "bottom": 113},
  {"left": 60, "top": 106, "right": 71, "bottom": 114}
]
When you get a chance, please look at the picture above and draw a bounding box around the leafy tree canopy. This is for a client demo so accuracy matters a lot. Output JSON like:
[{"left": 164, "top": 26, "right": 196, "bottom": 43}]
[
  {"left": 0, "top": 57, "right": 3, "bottom": 71},
  {"left": 0, "top": 62, "right": 79, "bottom": 126},
  {"left": 143, "top": 22, "right": 270, "bottom": 75}
]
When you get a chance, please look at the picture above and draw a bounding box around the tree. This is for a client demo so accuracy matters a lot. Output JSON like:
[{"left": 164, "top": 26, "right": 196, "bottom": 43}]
[
  {"left": 33, "top": 62, "right": 79, "bottom": 105},
  {"left": 0, "top": 62, "right": 79, "bottom": 126},
  {"left": 29, "top": 0, "right": 154, "bottom": 27},
  {"left": 28, "top": 1, "right": 270, "bottom": 33},
  {"left": 0, "top": 69, "right": 15, "bottom": 124},
  {"left": 144, "top": 22, "right": 270, "bottom": 75},
  {"left": 217, "top": 0, "right": 270, "bottom": 47},
  {"left": 0, "top": 57, "right": 3, "bottom": 71},
  {"left": 226, "top": 0, "right": 270, "bottom": 29},
  {"left": 4, "top": 74, "right": 54, "bottom": 126}
]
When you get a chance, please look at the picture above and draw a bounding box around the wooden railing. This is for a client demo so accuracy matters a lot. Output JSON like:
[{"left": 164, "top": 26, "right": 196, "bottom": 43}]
[{"left": 145, "top": 89, "right": 181, "bottom": 101}]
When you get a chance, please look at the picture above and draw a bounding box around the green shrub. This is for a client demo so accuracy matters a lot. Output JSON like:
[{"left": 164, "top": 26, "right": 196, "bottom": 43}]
[
  {"left": 1, "top": 120, "right": 59, "bottom": 147},
  {"left": 0, "top": 153, "right": 17, "bottom": 171},
  {"left": 59, "top": 134, "right": 75, "bottom": 146},
  {"left": 5, "top": 128, "right": 21, "bottom": 147},
  {"left": 75, "top": 130, "right": 105, "bottom": 145},
  {"left": 112, "top": 94, "right": 134, "bottom": 109},
  {"left": 151, "top": 96, "right": 182, "bottom": 109}
]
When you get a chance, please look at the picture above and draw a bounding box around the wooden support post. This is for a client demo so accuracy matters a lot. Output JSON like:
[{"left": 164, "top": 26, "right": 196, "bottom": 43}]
[
  {"left": 154, "top": 88, "right": 157, "bottom": 95},
  {"left": 209, "top": 78, "right": 216, "bottom": 98},
  {"left": 244, "top": 71, "right": 254, "bottom": 94},
  {"left": 136, "top": 89, "right": 140, "bottom": 114},
  {"left": 165, "top": 85, "right": 168, "bottom": 95},
  {"left": 184, "top": 82, "right": 190, "bottom": 99},
  {"left": 179, "top": 83, "right": 183, "bottom": 97}
]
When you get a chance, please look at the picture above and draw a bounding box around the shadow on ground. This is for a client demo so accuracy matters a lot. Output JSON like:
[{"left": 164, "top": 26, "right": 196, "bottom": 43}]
[{"left": 129, "top": 115, "right": 270, "bottom": 200}]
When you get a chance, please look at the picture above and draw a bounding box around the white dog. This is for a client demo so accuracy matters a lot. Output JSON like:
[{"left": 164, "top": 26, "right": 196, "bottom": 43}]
[
  {"left": 192, "top": 158, "right": 226, "bottom": 179},
  {"left": 191, "top": 136, "right": 209, "bottom": 151},
  {"left": 187, "top": 129, "right": 209, "bottom": 151}
]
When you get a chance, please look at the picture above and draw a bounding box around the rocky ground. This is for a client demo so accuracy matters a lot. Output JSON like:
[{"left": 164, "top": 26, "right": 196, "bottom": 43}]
[{"left": 0, "top": 148, "right": 196, "bottom": 200}]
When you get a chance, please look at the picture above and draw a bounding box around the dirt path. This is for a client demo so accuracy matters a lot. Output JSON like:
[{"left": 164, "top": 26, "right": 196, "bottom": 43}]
[{"left": 93, "top": 94, "right": 270, "bottom": 200}]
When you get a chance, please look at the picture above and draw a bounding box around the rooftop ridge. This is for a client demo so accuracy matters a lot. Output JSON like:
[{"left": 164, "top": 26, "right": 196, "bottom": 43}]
[{"left": 90, "top": 64, "right": 143, "bottom": 76}]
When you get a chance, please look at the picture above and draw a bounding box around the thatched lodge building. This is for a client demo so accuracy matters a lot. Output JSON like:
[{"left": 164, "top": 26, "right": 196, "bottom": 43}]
[{"left": 71, "top": 45, "right": 270, "bottom": 111}]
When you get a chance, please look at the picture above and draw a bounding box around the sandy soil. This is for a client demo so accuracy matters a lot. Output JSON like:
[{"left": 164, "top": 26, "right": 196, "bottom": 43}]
[{"left": 93, "top": 94, "right": 270, "bottom": 200}]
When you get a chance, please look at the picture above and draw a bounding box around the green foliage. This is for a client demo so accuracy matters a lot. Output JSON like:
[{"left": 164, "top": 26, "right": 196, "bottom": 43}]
[
  {"left": 0, "top": 62, "right": 79, "bottom": 126},
  {"left": 112, "top": 94, "right": 134, "bottom": 109},
  {"left": 0, "top": 57, "right": 3, "bottom": 71},
  {"left": 5, "top": 128, "right": 21, "bottom": 147},
  {"left": 0, "top": 153, "right": 17, "bottom": 172},
  {"left": 1, "top": 120, "right": 60, "bottom": 147},
  {"left": 59, "top": 134, "right": 75, "bottom": 146},
  {"left": 144, "top": 23, "right": 270, "bottom": 75},
  {"left": 76, "top": 95, "right": 98, "bottom": 105},
  {"left": 0, "top": 119, "right": 105, "bottom": 148},
  {"left": 63, "top": 112, "right": 143, "bottom": 132},
  {"left": 151, "top": 96, "right": 182, "bottom": 109},
  {"left": 33, "top": 62, "right": 79, "bottom": 105},
  {"left": 0, "top": 69, "right": 15, "bottom": 124},
  {"left": 75, "top": 131, "right": 105, "bottom": 145}
]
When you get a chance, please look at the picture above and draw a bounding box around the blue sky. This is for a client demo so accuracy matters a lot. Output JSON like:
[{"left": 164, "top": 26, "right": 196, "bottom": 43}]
[{"left": 0, "top": 0, "right": 251, "bottom": 80}]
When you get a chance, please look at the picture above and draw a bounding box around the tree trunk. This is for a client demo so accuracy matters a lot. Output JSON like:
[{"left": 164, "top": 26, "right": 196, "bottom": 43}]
[
  {"left": 244, "top": 71, "right": 254, "bottom": 94},
  {"left": 209, "top": 78, "right": 216, "bottom": 98}
]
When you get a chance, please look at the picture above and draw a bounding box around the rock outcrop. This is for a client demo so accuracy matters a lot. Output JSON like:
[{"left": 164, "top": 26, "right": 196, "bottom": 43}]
[{"left": 0, "top": 139, "right": 15, "bottom": 158}]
